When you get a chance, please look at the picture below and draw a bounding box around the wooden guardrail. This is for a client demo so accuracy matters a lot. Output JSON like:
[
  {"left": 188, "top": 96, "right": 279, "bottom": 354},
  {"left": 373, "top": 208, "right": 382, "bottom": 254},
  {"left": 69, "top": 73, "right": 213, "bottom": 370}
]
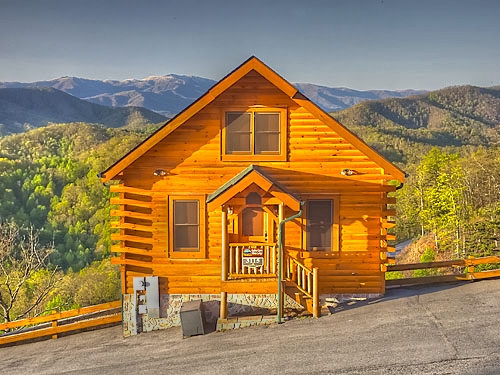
[
  {"left": 386, "top": 255, "right": 500, "bottom": 287},
  {"left": 0, "top": 300, "right": 122, "bottom": 346}
]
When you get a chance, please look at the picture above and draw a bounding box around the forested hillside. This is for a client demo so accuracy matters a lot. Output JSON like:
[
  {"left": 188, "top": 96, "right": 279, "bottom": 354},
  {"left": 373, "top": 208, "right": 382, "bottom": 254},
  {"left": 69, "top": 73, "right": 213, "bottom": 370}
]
[
  {"left": 0, "top": 122, "right": 159, "bottom": 270},
  {"left": 334, "top": 85, "right": 500, "bottom": 165},
  {"left": 0, "top": 123, "right": 163, "bottom": 322},
  {"left": 334, "top": 85, "right": 500, "bottom": 264}
]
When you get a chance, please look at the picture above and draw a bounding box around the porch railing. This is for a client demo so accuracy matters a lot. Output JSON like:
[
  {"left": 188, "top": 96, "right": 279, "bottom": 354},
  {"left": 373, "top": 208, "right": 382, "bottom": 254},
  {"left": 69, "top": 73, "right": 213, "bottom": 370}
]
[{"left": 228, "top": 243, "right": 277, "bottom": 277}]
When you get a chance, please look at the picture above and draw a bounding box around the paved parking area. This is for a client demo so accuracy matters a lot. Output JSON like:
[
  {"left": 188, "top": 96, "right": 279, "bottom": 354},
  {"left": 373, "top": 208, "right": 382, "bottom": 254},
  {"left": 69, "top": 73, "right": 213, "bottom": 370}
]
[{"left": 2, "top": 279, "right": 500, "bottom": 374}]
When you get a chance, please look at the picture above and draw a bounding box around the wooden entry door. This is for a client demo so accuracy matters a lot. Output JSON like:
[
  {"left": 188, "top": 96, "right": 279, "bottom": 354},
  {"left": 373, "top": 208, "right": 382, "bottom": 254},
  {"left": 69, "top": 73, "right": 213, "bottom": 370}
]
[{"left": 238, "top": 192, "right": 277, "bottom": 244}]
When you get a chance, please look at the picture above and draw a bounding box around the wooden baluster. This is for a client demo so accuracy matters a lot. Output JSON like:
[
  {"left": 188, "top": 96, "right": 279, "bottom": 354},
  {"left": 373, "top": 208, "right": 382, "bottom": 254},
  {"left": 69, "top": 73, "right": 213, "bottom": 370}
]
[
  {"left": 272, "top": 245, "right": 276, "bottom": 274},
  {"left": 285, "top": 256, "right": 289, "bottom": 279},
  {"left": 265, "top": 245, "right": 269, "bottom": 274},
  {"left": 229, "top": 245, "right": 233, "bottom": 275},
  {"left": 236, "top": 246, "right": 240, "bottom": 274},
  {"left": 307, "top": 272, "right": 312, "bottom": 294}
]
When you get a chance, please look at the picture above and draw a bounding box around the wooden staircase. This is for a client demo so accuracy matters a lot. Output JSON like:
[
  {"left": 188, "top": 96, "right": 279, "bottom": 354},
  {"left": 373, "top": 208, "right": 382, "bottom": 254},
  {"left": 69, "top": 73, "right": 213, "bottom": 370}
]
[
  {"left": 284, "top": 281, "right": 313, "bottom": 314},
  {"left": 284, "top": 254, "right": 320, "bottom": 317}
]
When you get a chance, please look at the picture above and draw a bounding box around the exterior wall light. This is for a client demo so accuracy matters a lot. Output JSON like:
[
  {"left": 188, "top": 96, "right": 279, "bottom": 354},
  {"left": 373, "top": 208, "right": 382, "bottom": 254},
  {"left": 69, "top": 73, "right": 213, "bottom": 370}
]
[
  {"left": 341, "top": 168, "right": 356, "bottom": 176},
  {"left": 154, "top": 169, "right": 167, "bottom": 177}
]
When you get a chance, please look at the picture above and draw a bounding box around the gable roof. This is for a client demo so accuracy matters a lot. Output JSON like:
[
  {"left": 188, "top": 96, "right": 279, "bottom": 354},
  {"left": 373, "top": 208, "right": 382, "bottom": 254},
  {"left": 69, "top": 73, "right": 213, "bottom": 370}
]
[
  {"left": 100, "top": 56, "right": 406, "bottom": 183},
  {"left": 206, "top": 165, "right": 301, "bottom": 211}
]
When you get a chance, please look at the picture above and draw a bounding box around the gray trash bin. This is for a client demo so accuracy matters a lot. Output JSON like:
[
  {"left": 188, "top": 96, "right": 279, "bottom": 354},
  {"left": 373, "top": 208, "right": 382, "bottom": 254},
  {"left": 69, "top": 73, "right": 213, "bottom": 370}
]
[{"left": 180, "top": 300, "right": 205, "bottom": 338}]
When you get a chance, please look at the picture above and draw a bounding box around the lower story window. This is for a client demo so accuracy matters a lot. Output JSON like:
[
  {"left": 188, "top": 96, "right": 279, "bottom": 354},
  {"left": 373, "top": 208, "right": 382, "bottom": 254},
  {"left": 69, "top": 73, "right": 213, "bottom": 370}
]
[
  {"left": 304, "top": 198, "right": 339, "bottom": 252},
  {"left": 169, "top": 196, "right": 206, "bottom": 258}
]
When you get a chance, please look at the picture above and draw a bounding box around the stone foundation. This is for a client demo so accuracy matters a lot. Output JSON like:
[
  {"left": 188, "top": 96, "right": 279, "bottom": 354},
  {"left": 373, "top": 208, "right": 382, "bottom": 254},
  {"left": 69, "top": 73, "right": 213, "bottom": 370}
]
[
  {"left": 217, "top": 315, "right": 277, "bottom": 331},
  {"left": 121, "top": 292, "right": 383, "bottom": 336},
  {"left": 122, "top": 292, "right": 302, "bottom": 336}
]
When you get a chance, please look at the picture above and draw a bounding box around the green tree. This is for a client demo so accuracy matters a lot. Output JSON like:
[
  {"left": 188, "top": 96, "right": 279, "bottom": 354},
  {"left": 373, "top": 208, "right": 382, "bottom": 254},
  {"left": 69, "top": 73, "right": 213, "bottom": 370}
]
[{"left": 415, "top": 148, "right": 467, "bottom": 255}]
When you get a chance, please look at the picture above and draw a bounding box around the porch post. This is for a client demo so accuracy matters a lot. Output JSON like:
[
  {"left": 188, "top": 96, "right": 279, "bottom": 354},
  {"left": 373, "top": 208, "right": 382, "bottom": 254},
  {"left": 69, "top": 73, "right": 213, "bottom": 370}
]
[
  {"left": 220, "top": 206, "right": 228, "bottom": 319},
  {"left": 277, "top": 203, "right": 284, "bottom": 323}
]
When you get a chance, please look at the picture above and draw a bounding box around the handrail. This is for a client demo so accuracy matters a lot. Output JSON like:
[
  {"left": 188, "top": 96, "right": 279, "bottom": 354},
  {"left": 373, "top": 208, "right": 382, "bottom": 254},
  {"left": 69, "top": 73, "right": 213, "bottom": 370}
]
[
  {"left": 0, "top": 300, "right": 121, "bottom": 331},
  {"left": 0, "top": 300, "right": 122, "bottom": 346},
  {"left": 286, "top": 257, "right": 314, "bottom": 296},
  {"left": 229, "top": 242, "right": 277, "bottom": 247},
  {"left": 284, "top": 254, "right": 319, "bottom": 318},
  {"left": 387, "top": 259, "right": 465, "bottom": 272},
  {"left": 386, "top": 255, "right": 500, "bottom": 273}
]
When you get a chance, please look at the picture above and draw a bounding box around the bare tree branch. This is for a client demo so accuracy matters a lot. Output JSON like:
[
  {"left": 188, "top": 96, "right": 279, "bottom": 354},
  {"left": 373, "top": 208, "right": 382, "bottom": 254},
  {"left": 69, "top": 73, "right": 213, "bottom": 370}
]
[{"left": 0, "top": 222, "right": 60, "bottom": 324}]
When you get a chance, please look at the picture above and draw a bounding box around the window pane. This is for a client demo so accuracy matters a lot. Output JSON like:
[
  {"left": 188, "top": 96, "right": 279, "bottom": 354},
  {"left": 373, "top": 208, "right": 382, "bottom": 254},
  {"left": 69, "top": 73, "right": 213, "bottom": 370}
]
[
  {"left": 174, "top": 201, "right": 198, "bottom": 224},
  {"left": 255, "top": 113, "right": 280, "bottom": 153},
  {"left": 174, "top": 200, "right": 199, "bottom": 251},
  {"left": 242, "top": 207, "right": 264, "bottom": 236},
  {"left": 306, "top": 200, "right": 332, "bottom": 251},
  {"left": 174, "top": 225, "right": 199, "bottom": 250},
  {"left": 226, "top": 112, "right": 251, "bottom": 153}
]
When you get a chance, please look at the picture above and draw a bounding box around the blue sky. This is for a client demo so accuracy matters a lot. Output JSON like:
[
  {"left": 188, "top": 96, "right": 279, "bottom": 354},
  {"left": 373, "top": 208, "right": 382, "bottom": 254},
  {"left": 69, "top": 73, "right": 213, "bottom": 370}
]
[{"left": 0, "top": 0, "right": 499, "bottom": 90}]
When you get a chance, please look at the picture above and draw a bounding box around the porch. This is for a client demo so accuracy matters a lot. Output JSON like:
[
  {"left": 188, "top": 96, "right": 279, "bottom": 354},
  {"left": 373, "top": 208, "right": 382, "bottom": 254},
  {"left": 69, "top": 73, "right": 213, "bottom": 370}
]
[{"left": 206, "top": 165, "right": 320, "bottom": 320}]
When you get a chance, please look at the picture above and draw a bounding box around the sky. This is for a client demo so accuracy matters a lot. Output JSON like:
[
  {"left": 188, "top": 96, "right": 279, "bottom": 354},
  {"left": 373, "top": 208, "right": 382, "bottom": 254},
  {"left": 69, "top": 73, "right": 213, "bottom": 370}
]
[{"left": 0, "top": 0, "right": 499, "bottom": 90}]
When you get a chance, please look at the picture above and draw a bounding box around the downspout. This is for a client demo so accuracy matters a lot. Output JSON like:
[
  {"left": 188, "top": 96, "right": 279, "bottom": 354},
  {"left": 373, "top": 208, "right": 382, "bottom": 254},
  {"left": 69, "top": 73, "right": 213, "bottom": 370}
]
[
  {"left": 395, "top": 173, "right": 409, "bottom": 191},
  {"left": 277, "top": 201, "right": 304, "bottom": 323}
]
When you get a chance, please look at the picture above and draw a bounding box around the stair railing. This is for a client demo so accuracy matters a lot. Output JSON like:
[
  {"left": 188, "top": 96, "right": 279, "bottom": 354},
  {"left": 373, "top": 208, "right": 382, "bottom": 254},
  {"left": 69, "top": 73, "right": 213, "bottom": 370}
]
[{"left": 284, "top": 254, "right": 319, "bottom": 317}]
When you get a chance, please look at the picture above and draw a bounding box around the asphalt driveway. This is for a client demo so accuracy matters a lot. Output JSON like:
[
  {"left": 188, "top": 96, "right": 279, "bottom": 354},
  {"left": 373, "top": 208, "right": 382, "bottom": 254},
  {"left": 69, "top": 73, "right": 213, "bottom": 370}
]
[{"left": 2, "top": 279, "right": 500, "bottom": 375}]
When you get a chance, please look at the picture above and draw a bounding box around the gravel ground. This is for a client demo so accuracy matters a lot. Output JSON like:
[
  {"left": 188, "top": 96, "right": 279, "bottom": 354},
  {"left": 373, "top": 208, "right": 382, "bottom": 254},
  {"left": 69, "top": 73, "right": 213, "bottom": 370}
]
[{"left": 2, "top": 279, "right": 500, "bottom": 375}]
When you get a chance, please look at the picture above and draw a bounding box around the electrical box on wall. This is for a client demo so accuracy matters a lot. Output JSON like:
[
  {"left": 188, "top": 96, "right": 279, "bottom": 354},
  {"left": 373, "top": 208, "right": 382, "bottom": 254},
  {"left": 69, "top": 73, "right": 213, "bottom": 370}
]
[
  {"left": 145, "top": 276, "right": 160, "bottom": 318},
  {"left": 132, "top": 276, "right": 160, "bottom": 319},
  {"left": 133, "top": 277, "right": 146, "bottom": 291}
]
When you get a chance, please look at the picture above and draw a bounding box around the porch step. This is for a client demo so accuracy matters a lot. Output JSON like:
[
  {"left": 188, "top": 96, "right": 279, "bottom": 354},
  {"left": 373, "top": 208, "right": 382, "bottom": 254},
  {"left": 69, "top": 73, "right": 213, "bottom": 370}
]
[
  {"left": 216, "top": 315, "right": 277, "bottom": 331},
  {"left": 284, "top": 281, "right": 314, "bottom": 315}
]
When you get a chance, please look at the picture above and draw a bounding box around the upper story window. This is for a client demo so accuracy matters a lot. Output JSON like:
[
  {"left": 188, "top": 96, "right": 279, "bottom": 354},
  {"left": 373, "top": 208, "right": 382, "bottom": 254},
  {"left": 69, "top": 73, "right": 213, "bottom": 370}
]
[{"left": 222, "top": 108, "right": 287, "bottom": 161}]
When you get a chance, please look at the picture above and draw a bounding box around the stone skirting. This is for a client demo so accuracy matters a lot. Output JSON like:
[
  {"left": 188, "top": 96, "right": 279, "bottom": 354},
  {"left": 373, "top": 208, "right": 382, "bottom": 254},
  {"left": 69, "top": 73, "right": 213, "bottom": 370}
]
[
  {"left": 217, "top": 315, "right": 277, "bottom": 331},
  {"left": 121, "top": 292, "right": 382, "bottom": 337},
  {"left": 122, "top": 292, "right": 302, "bottom": 336}
]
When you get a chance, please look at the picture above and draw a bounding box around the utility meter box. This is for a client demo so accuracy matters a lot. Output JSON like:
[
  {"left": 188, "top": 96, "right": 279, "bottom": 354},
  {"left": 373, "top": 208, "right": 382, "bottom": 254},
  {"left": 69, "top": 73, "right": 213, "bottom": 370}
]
[
  {"left": 180, "top": 300, "right": 205, "bottom": 338},
  {"left": 133, "top": 277, "right": 145, "bottom": 291},
  {"left": 145, "top": 276, "right": 160, "bottom": 318}
]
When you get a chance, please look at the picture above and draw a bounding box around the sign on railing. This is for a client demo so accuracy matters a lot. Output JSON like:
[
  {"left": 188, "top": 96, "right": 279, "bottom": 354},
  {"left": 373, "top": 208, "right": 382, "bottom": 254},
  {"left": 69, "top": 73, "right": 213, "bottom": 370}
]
[{"left": 229, "top": 243, "right": 277, "bottom": 276}]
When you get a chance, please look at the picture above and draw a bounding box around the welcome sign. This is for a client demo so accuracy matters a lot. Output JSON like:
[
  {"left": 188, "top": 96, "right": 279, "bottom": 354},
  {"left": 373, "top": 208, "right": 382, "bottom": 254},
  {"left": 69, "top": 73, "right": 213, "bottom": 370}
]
[{"left": 242, "top": 248, "right": 264, "bottom": 267}]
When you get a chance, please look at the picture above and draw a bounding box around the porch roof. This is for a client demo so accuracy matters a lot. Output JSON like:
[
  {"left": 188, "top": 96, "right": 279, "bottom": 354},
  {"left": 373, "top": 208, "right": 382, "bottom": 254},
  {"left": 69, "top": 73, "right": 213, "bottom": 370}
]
[{"left": 206, "top": 165, "right": 300, "bottom": 211}]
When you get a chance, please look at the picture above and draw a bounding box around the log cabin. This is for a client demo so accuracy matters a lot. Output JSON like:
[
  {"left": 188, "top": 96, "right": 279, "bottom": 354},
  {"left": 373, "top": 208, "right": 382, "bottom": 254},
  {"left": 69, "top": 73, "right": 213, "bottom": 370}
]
[{"left": 100, "top": 56, "right": 406, "bottom": 335}]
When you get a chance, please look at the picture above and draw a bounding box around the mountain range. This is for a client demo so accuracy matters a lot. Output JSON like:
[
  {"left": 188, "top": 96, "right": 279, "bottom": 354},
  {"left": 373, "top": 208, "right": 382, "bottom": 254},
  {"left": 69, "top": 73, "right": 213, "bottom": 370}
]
[
  {"left": 0, "top": 75, "right": 427, "bottom": 118},
  {"left": 0, "top": 87, "right": 167, "bottom": 134}
]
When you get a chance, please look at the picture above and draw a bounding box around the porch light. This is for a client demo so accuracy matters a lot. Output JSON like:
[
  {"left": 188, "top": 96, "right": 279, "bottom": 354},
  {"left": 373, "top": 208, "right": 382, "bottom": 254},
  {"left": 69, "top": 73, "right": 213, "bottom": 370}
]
[
  {"left": 341, "top": 168, "right": 356, "bottom": 176},
  {"left": 154, "top": 169, "right": 167, "bottom": 177}
]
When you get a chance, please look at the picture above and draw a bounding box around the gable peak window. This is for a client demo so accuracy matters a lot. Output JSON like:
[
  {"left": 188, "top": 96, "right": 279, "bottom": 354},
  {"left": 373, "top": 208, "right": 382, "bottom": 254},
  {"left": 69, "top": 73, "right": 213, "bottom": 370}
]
[{"left": 222, "top": 108, "right": 287, "bottom": 161}]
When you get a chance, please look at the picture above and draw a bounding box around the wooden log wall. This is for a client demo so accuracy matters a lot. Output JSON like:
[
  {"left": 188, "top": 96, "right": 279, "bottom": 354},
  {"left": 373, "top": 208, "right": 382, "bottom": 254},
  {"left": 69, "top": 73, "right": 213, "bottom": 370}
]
[{"left": 111, "top": 70, "right": 395, "bottom": 296}]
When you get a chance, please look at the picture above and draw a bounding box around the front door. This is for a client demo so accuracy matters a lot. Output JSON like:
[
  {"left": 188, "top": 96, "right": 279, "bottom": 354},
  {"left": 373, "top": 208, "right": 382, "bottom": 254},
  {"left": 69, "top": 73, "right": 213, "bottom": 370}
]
[{"left": 227, "top": 191, "right": 279, "bottom": 276}]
